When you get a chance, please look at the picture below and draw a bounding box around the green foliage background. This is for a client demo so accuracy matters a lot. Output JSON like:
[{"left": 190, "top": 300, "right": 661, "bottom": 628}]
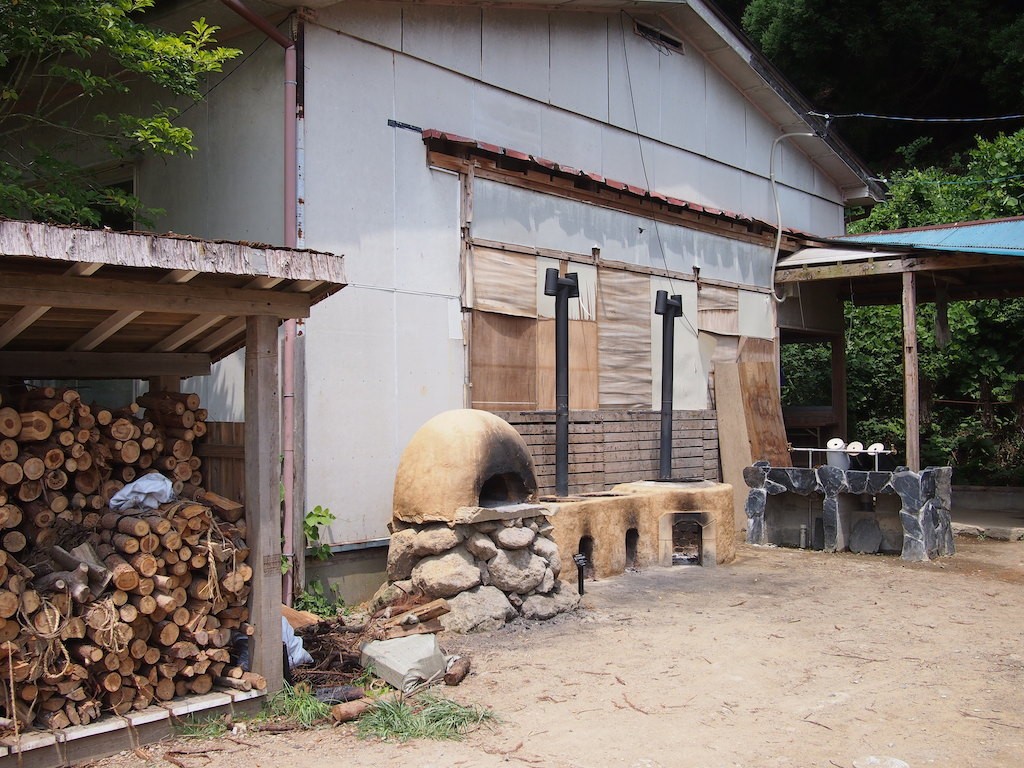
[{"left": 0, "top": 0, "right": 239, "bottom": 226}]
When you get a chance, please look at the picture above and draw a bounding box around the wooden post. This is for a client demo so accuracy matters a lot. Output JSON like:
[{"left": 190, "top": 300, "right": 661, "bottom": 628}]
[
  {"left": 831, "top": 332, "right": 847, "bottom": 441},
  {"left": 901, "top": 271, "right": 920, "bottom": 471},
  {"left": 244, "top": 316, "right": 283, "bottom": 691},
  {"left": 292, "top": 330, "right": 307, "bottom": 597}
]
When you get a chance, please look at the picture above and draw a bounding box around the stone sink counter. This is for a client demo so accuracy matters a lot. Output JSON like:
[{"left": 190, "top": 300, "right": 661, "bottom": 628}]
[{"left": 743, "top": 462, "right": 955, "bottom": 561}]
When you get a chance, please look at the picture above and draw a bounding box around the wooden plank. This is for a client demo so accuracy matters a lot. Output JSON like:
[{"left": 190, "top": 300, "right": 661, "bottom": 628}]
[
  {"left": 0, "top": 352, "right": 210, "bottom": 378},
  {"left": 0, "top": 273, "right": 311, "bottom": 319},
  {"left": 0, "top": 263, "right": 104, "bottom": 347},
  {"left": 244, "top": 316, "right": 283, "bottom": 692},
  {"left": 470, "top": 311, "right": 537, "bottom": 410},
  {"left": 714, "top": 363, "right": 752, "bottom": 532},
  {"left": 737, "top": 361, "right": 790, "bottom": 466},
  {"left": 536, "top": 319, "right": 599, "bottom": 410},
  {"left": 902, "top": 271, "right": 920, "bottom": 470}
]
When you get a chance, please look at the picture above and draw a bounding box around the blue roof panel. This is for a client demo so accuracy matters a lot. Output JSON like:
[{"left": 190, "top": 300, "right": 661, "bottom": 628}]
[{"left": 840, "top": 217, "right": 1024, "bottom": 257}]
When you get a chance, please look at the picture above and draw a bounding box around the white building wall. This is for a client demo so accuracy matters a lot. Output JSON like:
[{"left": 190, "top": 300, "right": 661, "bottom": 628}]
[{"left": 297, "top": 5, "right": 852, "bottom": 543}]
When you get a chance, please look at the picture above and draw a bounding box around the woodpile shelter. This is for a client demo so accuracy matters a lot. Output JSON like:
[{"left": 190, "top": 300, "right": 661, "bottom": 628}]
[
  {"left": 0, "top": 218, "right": 345, "bottom": 764},
  {"left": 775, "top": 216, "right": 1024, "bottom": 470}
]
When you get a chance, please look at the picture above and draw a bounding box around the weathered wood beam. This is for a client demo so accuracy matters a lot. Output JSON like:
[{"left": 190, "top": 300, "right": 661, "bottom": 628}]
[
  {"left": 775, "top": 253, "right": 1021, "bottom": 283},
  {"left": 0, "top": 273, "right": 310, "bottom": 318},
  {"left": 244, "top": 315, "right": 283, "bottom": 692},
  {"left": 191, "top": 317, "right": 247, "bottom": 354},
  {"left": 67, "top": 269, "right": 202, "bottom": 352},
  {"left": 147, "top": 277, "right": 286, "bottom": 353},
  {"left": 0, "top": 352, "right": 210, "bottom": 378},
  {"left": 902, "top": 271, "right": 920, "bottom": 471},
  {"left": 0, "top": 262, "right": 104, "bottom": 348}
]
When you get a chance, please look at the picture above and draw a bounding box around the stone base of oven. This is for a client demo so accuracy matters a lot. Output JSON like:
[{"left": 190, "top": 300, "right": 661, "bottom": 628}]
[
  {"left": 543, "top": 480, "right": 735, "bottom": 580},
  {"left": 384, "top": 507, "right": 580, "bottom": 632}
]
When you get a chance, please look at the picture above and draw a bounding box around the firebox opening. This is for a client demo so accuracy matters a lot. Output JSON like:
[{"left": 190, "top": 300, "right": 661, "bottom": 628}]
[
  {"left": 672, "top": 518, "right": 701, "bottom": 565},
  {"left": 625, "top": 528, "right": 640, "bottom": 568},
  {"left": 479, "top": 472, "right": 530, "bottom": 508},
  {"left": 578, "top": 535, "right": 595, "bottom": 579}
]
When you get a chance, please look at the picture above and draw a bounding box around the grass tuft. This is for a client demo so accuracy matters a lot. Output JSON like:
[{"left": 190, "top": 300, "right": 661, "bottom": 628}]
[
  {"left": 357, "top": 694, "right": 497, "bottom": 741},
  {"left": 261, "top": 682, "right": 332, "bottom": 728},
  {"left": 175, "top": 715, "right": 228, "bottom": 739}
]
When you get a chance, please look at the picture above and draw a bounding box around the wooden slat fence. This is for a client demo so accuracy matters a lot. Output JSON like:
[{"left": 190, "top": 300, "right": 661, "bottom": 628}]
[
  {"left": 194, "top": 421, "right": 246, "bottom": 504},
  {"left": 495, "top": 410, "right": 720, "bottom": 496}
]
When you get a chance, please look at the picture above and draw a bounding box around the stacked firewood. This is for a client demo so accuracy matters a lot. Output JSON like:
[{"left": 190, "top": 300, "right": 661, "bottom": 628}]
[{"left": 0, "top": 388, "right": 258, "bottom": 732}]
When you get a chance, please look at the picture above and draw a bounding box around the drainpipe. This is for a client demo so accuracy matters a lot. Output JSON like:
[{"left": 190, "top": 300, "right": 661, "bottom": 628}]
[
  {"left": 219, "top": 0, "right": 299, "bottom": 604},
  {"left": 543, "top": 268, "right": 579, "bottom": 498},
  {"left": 654, "top": 291, "right": 683, "bottom": 480}
]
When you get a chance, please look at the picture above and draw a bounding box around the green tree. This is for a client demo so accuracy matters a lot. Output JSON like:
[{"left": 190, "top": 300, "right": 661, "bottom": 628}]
[
  {"left": 0, "top": 0, "right": 240, "bottom": 226},
  {"left": 841, "top": 130, "right": 1024, "bottom": 481},
  {"left": 740, "top": 0, "right": 1024, "bottom": 169}
]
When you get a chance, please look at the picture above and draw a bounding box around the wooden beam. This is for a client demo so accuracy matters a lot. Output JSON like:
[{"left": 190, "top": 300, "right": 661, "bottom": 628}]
[
  {"left": 0, "top": 273, "right": 311, "bottom": 318},
  {"left": 0, "top": 262, "right": 104, "bottom": 348},
  {"left": 902, "top": 271, "right": 920, "bottom": 471},
  {"left": 191, "top": 317, "right": 247, "bottom": 354},
  {"left": 0, "top": 352, "right": 210, "bottom": 378},
  {"left": 147, "top": 277, "right": 286, "bottom": 352},
  {"left": 776, "top": 253, "right": 1022, "bottom": 283},
  {"left": 68, "top": 269, "right": 201, "bottom": 352},
  {"left": 244, "top": 315, "right": 283, "bottom": 692}
]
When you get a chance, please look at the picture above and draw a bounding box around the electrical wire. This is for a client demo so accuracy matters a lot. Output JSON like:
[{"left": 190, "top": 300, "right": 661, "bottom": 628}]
[
  {"left": 769, "top": 131, "right": 815, "bottom": 303},
  {"left": 807, "top": 110, "right": 1024, "bottom": 124}
]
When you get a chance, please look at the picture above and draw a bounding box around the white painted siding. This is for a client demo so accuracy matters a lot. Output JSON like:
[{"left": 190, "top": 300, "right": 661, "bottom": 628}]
[{"left": 136, "top": 4, "right": 858, "bottom": 548}]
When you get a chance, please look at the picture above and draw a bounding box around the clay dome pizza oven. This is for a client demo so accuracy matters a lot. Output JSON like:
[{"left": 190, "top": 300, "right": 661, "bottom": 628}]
[
  {"left": 386, "top": 409, "right": 579, "bottom": 631},
  {"left": 392, "top": 409, "right": 538, "bottom": 524}
]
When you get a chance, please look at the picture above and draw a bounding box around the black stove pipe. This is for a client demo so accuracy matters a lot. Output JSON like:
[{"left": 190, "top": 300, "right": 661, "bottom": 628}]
[
  {"left": 544, "top": 268, "right": 580, "bottom": 497},
  {"left": 655, "top": 290, "right": 683, "bottom": 480}
]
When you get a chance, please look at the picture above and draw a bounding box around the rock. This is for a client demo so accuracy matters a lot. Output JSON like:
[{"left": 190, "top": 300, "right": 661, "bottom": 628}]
[
  {"left": 763, "top": 479, "right": 787, "bottom": 495},
  {"left": 496, "top": 526, "right": 536, "bottom": 549},
  {"left": 488, "top": 548, "right": 547, "bottom": 594},
  {"left": 527, "top": 520, "right": 539, "bottom": 532},
  {"left": 852, "top": 757, "right": 909, "bottom": 768},
  {"left": 768, "top": 466, "right": 818, "bottom": 494},
  {"left": 360, "top": 634, "right": 447, "bottom": 692},
  {"left": 478, "top": 560, "right": 490, "bottom": 586},
  {"left": 386, "top": 529, "right": 418, "bottom": 581},
  {"left": 849, "top": 518, "right": 883, "bottom": 554},
  {"left": 413, "top": 524, "right": 461, "bottom": 556},
  {"left": 474, "top": 521, "right": 500, "bottom": 534},
  {"left": 440, "top": 586, "right": 517, "bottom": 632},
  {"left": 742, "top": 464, "right": 768, "bottom": 488},
  {"left": 370, "top": 579, "right": 414, "bottom": 610},
  {"left": 507, "top": 592, "right": 523, "bottom": 609},
  {"left": 529, "top": 532, "right": 561, "bottom": 576},
  {"left": 464, "top": 531, "right": 499, "bottom": 561},
  {"left": 538, "top": 567, "right": 556, "bottom": 594},
  {"left": 536, "top": 519, "right": 554, "bottom": 536},
  {"left": 520, "top": 586, "right": 580, "bottom": 620},
  {"left": 816, "top": 465, "right": 848, "bottom": 495},
  {"left": 411, "top": 546, "right": 481, "bottom": 598}
]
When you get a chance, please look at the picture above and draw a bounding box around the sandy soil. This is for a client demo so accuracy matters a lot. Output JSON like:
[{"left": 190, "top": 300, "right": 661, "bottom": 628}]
[{"left": 91, "top": 537, "right": 1024, "bottom": 768}]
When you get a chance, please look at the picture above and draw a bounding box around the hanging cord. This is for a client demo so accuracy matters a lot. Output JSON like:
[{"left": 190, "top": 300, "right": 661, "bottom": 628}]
[{"left": 769, "top": 132, "right": 816, "bottom": 303}]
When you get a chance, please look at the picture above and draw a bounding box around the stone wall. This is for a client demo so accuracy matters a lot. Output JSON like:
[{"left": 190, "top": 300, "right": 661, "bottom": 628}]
[{"left": 385, "top": 505, "right": 579, "bottom": 632}]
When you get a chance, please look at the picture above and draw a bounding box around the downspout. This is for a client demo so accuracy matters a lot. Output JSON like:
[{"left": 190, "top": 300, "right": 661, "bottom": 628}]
[{"left": 219, "top": 0, "right": 299, "bottom": 605}]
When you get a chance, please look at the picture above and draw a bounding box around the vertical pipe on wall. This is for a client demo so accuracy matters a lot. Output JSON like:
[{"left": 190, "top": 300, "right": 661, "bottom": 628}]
[
  {"left": 655, "top": 290, "right": 682, "bottom": 480},
  {"left": 219, "top": 0, "right": 299, "bottom": 603},
  {"left": 544, "top": 268, "right": 579, "bottom": 497}
]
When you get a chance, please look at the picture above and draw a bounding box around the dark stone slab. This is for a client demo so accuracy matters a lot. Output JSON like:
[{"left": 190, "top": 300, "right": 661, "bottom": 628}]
[
  {"left": 900, "top": 509, "right": 928, "bottom": 561},
  {"left": 846, "top": 471, "right": 870, "bottom": 496},
  {"left": 866, "top": 472, "right": 893, "bottom": 496},
  {"left": 850, "top": 518, "right": 883, "bottom": 554},
  {"left": 745, "top": 489, "right": 766, "bottom": 544},
  {"left": 890, "top": 471, "right": 922, "bottom": 511},
  {"left": 764, "top": 479, "right": 788, "bottom": 495},
  {"left": 817, "top": 465, "right": 848, "bottom": 495},
  {"left": 768, "top": 467, "right": 818, "bottom": 494},
  {"left": 821, "top": 496, "right": 840, "bottom": 551},
  {"left": 743, "top": 464, "right": 768, "bottom": 488}
]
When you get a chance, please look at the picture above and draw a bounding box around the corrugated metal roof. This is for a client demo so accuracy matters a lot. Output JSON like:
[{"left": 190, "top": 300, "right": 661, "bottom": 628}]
[{"left": 840, "top": 217, "right": 1024, "bottom": 257}]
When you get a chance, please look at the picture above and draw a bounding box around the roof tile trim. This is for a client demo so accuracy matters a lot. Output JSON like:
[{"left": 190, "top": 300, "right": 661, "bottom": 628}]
[{"left": 421, "top": 129, "right": 805, "bottom": 234}]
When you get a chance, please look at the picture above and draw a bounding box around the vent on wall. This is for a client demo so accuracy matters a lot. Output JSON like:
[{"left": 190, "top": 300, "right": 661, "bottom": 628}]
[{"left": 634, "top": 21, "right": 685, "bottom": 54}]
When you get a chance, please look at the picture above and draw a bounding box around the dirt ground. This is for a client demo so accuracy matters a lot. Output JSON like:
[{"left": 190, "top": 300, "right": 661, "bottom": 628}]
[{"left": 91, "top": 537, "right": 1024, "bottom": 768}]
